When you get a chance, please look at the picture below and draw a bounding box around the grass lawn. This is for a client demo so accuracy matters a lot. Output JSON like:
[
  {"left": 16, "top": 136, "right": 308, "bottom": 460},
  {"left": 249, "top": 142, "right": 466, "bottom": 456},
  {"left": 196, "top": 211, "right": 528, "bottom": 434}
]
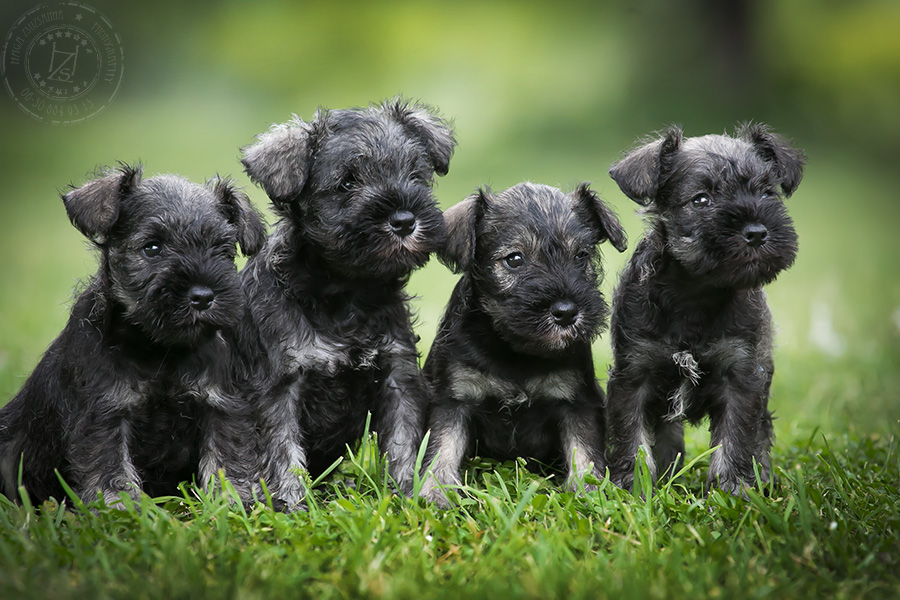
[
  {"left": 0, "top": 104, "right": 897, "bottom": 597},
  {"left": 0, "top": 417, "right": 897, "bottom": 599}
]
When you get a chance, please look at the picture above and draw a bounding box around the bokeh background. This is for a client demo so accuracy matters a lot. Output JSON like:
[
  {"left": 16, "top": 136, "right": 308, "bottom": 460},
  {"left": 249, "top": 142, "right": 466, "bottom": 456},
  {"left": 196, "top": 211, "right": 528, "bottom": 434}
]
[{"left": 1, "top": 0, "right": 898, "bottom": 440}]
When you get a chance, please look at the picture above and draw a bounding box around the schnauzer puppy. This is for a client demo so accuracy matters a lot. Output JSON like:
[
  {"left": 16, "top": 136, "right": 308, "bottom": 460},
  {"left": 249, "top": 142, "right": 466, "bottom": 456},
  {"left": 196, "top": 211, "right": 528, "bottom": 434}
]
[
  {"left": 605, "top": 123, "right": 805, "bottom": 496},
  {"left": 0, "top": 165, "right": 266, "bottom": 506},
  {"left": 239, "top": 98, "right": 455, "bottom": 510},
  {"left": 419, "top": 182, "right": 627, "bottom": 507}
]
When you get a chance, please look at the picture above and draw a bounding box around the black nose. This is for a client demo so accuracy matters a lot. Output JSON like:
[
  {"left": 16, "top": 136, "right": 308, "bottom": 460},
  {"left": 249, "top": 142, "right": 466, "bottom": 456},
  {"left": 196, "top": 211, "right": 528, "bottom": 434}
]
[
  {"left": 389, "top": 210, "right": 417, "bottom": 238},
  {"left": 742, "top": 223, "right": 769, "bottom": 248},
  {"left": 550, "top": 300, "right": 578, "bottom": 327},
  {"left": 189, "top": 286, "right": 216, "bottom": 311}
]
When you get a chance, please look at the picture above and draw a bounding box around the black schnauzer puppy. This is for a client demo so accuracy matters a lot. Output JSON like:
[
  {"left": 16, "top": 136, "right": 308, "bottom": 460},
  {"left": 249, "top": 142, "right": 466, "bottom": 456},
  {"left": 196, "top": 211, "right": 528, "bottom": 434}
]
[
  {"left": 419, "top": 183, "right": 627, "bottom": 507},
  {"left": 605, "top": 123, "right": 805, "bottom": 496},
  {"left": 0, "top": 165, "right": 266, "bottom": 506},
  {"left": 239, "top": 98, "right": 455, "bottom": 510}
]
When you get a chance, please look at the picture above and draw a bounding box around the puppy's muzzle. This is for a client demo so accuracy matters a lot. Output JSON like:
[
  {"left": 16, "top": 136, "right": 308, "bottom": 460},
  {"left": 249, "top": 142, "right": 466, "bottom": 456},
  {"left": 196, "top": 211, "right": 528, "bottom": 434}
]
[
  {"left": 189, "top": 285, "right": 216, "bottom": 311},
  {"left": 550, "top": 299, "right": 579, "bottom": 327},
  {"left": 742, "top": 223, "right": 769, "bottom": 248},
  {"left": 389, "top": 210, "right": 417, "bottom": 238}
]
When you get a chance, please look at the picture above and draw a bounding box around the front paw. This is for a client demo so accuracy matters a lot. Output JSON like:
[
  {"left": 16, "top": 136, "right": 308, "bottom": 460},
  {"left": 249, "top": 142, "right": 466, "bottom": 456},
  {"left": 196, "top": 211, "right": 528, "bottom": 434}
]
[
  {"left": 90, "top": 483, "right": 141, "bottom": 509},
  {"left": 609, "top": 468, "right": 635, "bottom": 492},
  {"left": 205, "top": 474, "right": 259, "bottom": 508},
  {"left": 418, "top": 477, "right": 454, "bottom": 509},
  {"left": 566, "top": 467, "right": 604, "bottom": 494},
  {"left": 264, "top": 477, "right": 307, "bottom": 512},
  {"left": 567, "top": 478, "right": 599, "bottom": 495},
  {"left": 707, "top": 473, "right": 752, "bottom": 499},
  {"left": 391, "top": 473, "right": 416, "bottom": 498},
  {"left": 386, "top": 452, "right": 419, "bottom": 497},
  {"left": 270, "top": 496, "right": 308, "bottom": 513}
]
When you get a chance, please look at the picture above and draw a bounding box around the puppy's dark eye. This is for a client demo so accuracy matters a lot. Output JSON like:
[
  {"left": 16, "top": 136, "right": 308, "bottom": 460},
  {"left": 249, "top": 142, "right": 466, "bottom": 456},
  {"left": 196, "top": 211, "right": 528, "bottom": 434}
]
[
  {"left": 340, "top": 174, "right": 358, "bottom": 192},
  {"left": 574, "top": 250, "right": 591, "bottom": 263},
  {"left": 691, "top": 195, "right": 711, "bottom": 208},
  {"left": 761, "top": 190, "right": 777, "bottom": 200},
  {"left": 504, "top": 252, "right": 524, "bottom": 268},
  {"left": 142, "top": 242, "right": 162, "bottom": 258}
]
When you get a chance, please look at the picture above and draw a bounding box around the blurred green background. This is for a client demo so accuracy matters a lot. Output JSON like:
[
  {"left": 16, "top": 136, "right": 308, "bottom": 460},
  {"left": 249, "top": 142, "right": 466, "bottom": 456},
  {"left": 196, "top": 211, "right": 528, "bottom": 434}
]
[{"left": 1, "top": 0, "right": 898, "bottom": 438}]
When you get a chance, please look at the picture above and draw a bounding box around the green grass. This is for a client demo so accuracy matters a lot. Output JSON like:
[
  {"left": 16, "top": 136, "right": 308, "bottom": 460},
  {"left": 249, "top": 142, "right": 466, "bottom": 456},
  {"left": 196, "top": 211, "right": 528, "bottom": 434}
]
[{"left": 0, "top": 417, "right": 897, "bottom": 599}]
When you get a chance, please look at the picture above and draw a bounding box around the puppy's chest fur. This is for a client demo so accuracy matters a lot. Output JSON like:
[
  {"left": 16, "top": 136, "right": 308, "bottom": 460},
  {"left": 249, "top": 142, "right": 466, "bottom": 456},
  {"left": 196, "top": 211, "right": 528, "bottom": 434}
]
[
  {"left": 274, "top": 292, "right": 403, "bottom": 377},
  {"left": 447, "top": 363, "right": 581, "bottom": 407},
  {"left": 95, "top": 353, "right": 225, "bottom": 456},
  {"left": 105, "top": 329, "right": 229, "bottom": 405},
  {"left": 280, "top": 315, "right": 383, "bottom": 377},
  {"left": 441, "top": 359, "right": 589, "bottom": 465},
  {"left": 433, "top": 310, "right": 593, "bottom": 461}
]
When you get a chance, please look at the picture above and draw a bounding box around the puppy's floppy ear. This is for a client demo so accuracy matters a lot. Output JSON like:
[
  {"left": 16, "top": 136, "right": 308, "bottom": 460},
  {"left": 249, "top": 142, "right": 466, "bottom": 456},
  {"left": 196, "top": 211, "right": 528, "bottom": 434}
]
[
  {"left": 573, "top": 183, "right": 627, "bottom": 253},
  {"left": 739, "top": 122, "right": 806, "bottom": 197},
  {"left": 609, "top": 126, "right": 683, "bottom": 206},
  {"left": 241, "top": 115, "right": 315, "bottom": 208},
  {"left": 62, "top": 163, "right": 142, "bottom": 244},
  {"left": 384, "top": 98, "right": 456, "bottom": 176},
  {"left": 209, "top": 177, "right": 268, "bottom": 257},
  {"left": 439, "top": 188, "right": 488, "bottom": 273}
]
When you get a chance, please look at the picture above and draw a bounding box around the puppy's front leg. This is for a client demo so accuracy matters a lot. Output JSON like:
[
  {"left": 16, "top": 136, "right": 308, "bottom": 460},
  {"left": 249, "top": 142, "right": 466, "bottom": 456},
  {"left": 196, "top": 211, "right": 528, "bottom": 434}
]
[
  {"left": 419, "top": 400, "right": 470, "bottom": 508},
  {"left": 373, "top": 340, "right": 426, "bottom": 495},
  {"left": 198, "top": 388, "right": 259, "bottom": 505},
  {"left": 652, "top": 419, "right": 686, "bottom": 481},
  {"left": 559, "top": 401, "right": 606, "bottom": 493},
  {"left": 257, "top": 375, "right": 307, "bottom": 511},
  {"left": 70, "top": 409, "right": 142, "bottom": 506},
  {"left": 704, "top": 344, "right": 773, "bottom": 497},
  {"left": 706, "top": 385, "right": 770, "bottom": 498},
  {"left": 606, "top": 372, "right": 659, "bottom": 490}
]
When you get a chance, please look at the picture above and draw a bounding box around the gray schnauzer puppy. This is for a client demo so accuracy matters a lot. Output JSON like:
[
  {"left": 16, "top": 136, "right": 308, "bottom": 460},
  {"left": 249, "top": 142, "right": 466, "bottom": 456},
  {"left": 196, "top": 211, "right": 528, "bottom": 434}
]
[
  {"left": 0, "top": 165, "right": 266, "bottom": 506},
  {"left": 239, "top": 98, "right": 455, "bottom": 510},
  {"left": 419, "top": 183, "right": 627, "bottom": 507},
  {"left": 605, "top": 123, "right": 805, "bottom": 496}
]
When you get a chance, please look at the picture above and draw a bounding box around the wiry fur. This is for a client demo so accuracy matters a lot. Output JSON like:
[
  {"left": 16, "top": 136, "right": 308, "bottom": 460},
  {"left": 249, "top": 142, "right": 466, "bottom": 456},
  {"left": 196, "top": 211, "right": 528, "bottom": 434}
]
[
  {"left": 605, "top": 123, "right": 805, "bottom": 496},
  {"left": 420, "top": 182, "right": 627, "bottom": 507},
  {"left": 237, "top": 98, "right": 456, "bottom": 510},
  {"left": 0, "top": 165, "right": 266, "bottom": 506}
]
